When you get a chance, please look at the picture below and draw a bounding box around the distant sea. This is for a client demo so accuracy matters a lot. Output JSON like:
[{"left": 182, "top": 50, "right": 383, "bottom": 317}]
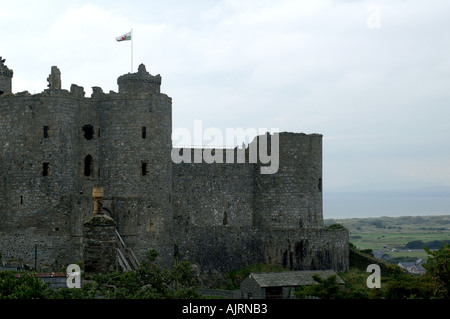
[{"left": 323, "top": 190, "right": 450, "bottom": 219}]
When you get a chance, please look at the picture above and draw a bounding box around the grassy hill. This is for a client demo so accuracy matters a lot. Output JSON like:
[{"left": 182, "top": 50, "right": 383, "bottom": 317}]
[{"left": 324, "top": 215, "right": 450, "bottom": 254}]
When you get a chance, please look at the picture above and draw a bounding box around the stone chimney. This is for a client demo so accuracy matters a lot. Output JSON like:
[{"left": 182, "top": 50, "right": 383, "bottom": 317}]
[{"left": 82, "top": 187, "right": 117, "bottom": 276}]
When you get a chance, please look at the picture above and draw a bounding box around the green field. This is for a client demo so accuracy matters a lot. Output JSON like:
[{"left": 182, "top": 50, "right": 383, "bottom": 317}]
[{"left": 324, "top": 215, "right": 450, "bottom": 251}]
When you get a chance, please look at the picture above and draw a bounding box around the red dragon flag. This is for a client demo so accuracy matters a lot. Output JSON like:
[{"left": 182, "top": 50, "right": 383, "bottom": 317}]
[{"left": 116, "top": 31, "right": 132, "bottom": 42}]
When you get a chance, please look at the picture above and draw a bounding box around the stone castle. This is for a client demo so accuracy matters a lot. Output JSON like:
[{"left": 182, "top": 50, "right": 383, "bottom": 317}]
[{"left": 0, "top": 57, "right": 349, "bottom": 274}]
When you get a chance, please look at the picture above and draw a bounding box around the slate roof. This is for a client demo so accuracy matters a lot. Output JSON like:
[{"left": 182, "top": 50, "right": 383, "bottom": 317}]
[
  {"left": 398, "top": 262, "right": 426, "bottom": 271},
  {"left": 248, "top": 270, "right": 344, "bottom": 287}
]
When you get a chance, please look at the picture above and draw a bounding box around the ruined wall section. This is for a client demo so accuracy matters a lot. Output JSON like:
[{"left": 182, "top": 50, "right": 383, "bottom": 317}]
[{"left": 0, "top": 58, "right": 13, "bottom": 95}]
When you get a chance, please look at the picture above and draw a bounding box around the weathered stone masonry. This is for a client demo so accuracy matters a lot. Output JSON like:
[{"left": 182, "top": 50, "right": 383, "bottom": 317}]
[{"left": 0, "top": 58, "right": 348, "bottom": 274}]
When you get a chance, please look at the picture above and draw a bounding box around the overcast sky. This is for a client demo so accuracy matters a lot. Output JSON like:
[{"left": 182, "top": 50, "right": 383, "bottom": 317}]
[{"left": 1, "top": 0, "right": 450, "bottom": 194}]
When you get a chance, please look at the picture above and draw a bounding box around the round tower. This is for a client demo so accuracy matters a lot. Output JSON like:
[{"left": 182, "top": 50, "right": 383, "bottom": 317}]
[
  {"left": 253, "top": 132, "right": 324, "bottom": 229},
  {"left": 98, "top": 64, "right": 173, "bottom": 266},
  {"left": 0, "top": 57, "right": 13, "bottom": 95}
]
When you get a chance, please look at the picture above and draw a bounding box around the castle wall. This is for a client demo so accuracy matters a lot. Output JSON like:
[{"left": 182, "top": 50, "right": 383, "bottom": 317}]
[
  {"left": 172, "top": 154, "right": 255, "bottom": 227},
  {"left": 261, "top": 228, "right": 349, "bottom": 272},
  {"left": 175, "top": 226, "right": 349, "bottom": 273},
  {"left": 172, "top": 133, "right": 324, "bottom": 230}
]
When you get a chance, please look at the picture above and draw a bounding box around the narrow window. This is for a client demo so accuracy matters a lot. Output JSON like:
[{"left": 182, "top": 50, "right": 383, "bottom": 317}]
[
  {"left": 318, "top": 178, "right": 322, "bottom": 192},
  {"left": 20, "top": 195, "right": 23, "bottom": 205},
  {"left": 82, "top": 125, "right": 94, "bottom": 140},
  {"left": 42, "top": 162, "right": 49, "bottom": 176},
  {"left": 142, "top": 127, "right": 147, "bottom": 139},
  {"left": 223, "top": 211, "right": 228, "bottom": 226},
  {"left": 174, "top": 243, "right": 179, "bottom": 259},
  {"left": 43, "top": 126, "right": 49, "bottom": 138},
  {"left": 141, "top": 162, "right": 148, "bottom": 176},
  {"left": 84, "top": 155, "right": 93, "bottom": 177}
]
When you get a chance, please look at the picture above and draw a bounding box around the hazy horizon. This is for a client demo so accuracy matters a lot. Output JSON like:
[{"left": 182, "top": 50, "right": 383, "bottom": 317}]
[{"left": 323, "top": 184, "right": 450, "bottom": 219}]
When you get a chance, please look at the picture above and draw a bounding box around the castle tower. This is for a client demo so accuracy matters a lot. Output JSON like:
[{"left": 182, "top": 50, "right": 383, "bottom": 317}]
[
  {"left": 0, "top": 57, "right": 13, "bottom": 95},
  {"left": 253, "top": 133, "right": 324, "bottom": 229},
  {"left": 0, "top": 65, "right": 82, "bottom": 269},
  {"left": 97, "top": 64, "right": 173, "bottom": 266}
]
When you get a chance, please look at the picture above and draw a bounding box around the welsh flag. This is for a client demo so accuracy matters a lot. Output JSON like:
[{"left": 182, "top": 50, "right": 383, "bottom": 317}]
[{"left": 116, "top": 31, "right": 132, "bottom": 42}]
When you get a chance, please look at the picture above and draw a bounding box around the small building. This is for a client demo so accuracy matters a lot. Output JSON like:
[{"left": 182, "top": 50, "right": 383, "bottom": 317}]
[
  {"left": 14, "top": 272, "right": 69, "bottom": 290},
  {"left": 240, "top": 270, "right": 345, "bottom": 299},
  {"left": 398, "top": 259, "right": 426, "bottom": 275}
]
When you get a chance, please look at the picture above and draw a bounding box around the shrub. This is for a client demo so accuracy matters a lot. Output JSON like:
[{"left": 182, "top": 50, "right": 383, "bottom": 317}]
[
  {"left": 423, "top": 244, "right": 450, "bottom": 299},
  {"left": 0, "top": 271, "right": 51, "bottom": 299}
]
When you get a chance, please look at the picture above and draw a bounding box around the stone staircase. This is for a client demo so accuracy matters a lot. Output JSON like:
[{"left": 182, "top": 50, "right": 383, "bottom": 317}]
[{"left": 115, "top": 229, "right": 140, "bottom": 271}]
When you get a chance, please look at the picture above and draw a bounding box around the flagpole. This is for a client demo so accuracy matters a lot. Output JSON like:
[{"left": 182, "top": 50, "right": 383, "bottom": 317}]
[{"left": 131, "top": 28, "right": 133, "bottom": 73}]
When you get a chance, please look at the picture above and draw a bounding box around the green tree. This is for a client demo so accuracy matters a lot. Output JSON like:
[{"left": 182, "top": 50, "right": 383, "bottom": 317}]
[
  {"left": 295, "top": 274, "right": 343, "bottom": 299},
  {"left": 423, "top": 244, "right": 449, "bottom": 299},
  {"left": 383, "top": 275, "right": 433, "bottom": 299},
  {"left": 0, "top": 271, "right": 51, "bottom": 299},
  {"left": 405, "top": 240, "right": 425, "bottom": 249},
  {"left": 51, "top": 249, "right": 201, "bottom": 299}
]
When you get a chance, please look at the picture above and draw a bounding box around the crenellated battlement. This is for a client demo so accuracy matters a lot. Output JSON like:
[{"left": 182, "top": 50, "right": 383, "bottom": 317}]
[{"left": 117, "top": 63, "right": 162, "bottom": 94}]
